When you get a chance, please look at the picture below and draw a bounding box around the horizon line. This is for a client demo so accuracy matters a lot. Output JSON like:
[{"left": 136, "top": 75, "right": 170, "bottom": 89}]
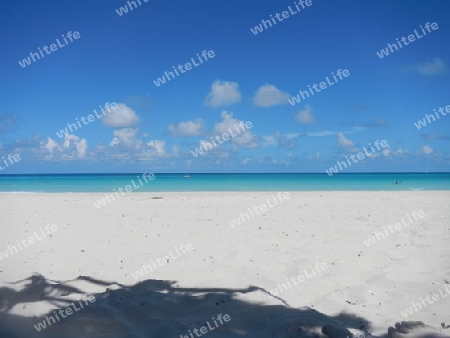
[{"left": 1, "top": 172, "right": 449, "bottom": 176}]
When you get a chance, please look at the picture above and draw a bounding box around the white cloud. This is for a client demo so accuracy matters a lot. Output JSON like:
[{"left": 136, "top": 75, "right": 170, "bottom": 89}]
[
  {"left": 168, "top": 118, "right": 205, "bottom": 137},
  {"left": 61, "top": 135, "right": 87, "bottom": 157},
  {"left": 337, "top": 132, "right": 359, "bottom": 152},
  {"left": 306, "top": 152, "right": 321, "bottom": 160},
  {"left": 231, "top": 130, "right": 258, "bottom": 148},
  {"left": 295, "top": 105, "right": 316, "bottom": 124},
  {"left": 403, "top": 57, "right": 447, "bottom": 76},
  {"left": 262, "top": 135, "right": 276, "bottom": 146},
  {"left": 122, "top": 138, "right": 176, "bottom": 161},
  {"left": 109, "top": 128, "right": 139, "bottom": 148},
  {"left": 147, "top": 140, "right": 166, "bottom": 157},
  {"left": 171, "top": 145, "right": 180, "bottom": 157},
  {"left": 422, "top": 145, "right": 433, "bottom": 155},
  {"left": 213, "top": 111, "right": 257, "bottom": 149},
  {"left": 41, "top": 138, "right": 59, "bottom": 158},
  {"left": 307, "top": 130, "right": 335, "bottom": 137},
  {"left": 109, "top": 138, "right": 119, "bottom": 147},
  {"left": 262, "top": 132, "right": 298, "bottom": 149},
  {"left": 285, "top": 133, "right": 300, "bottom": 139},
  {"left": 253, "top": 84, "right": 290, "bottom": 107},
  {"left": 204, "top": 80, "right": 241, "bottom": 107},
  {"left": 78, "top": 141, "right": 88, "bottom": 158},
  {"left": 40, "top": 134, "right": 88, "bottom": 160},
  {"left": 101, "top": 104, "right": 140, "bottom": 128}
]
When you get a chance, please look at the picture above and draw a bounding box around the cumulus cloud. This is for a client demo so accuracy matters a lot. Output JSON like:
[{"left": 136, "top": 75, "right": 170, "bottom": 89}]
[
  {"left": 101, "top": 104, "right": 140, "bottom": 128},
  {"left": 253, "top": 84, "right": 290, "bottom": 107},
  {"left": 168, "top": 119, "right": 205, "bottom": 137},
  {"left": 295, "top": 105, "right": 316, "bottom": 124},
  {"left": 109, "top": 128, "right": 139, "bottom": 148},
  {"left": 147, "top": 140, "right": 166, "bottom": 157},
  {"left": 40, "top": 134, "right": 87, "bottom": 160},
  {"left": 171, "top": 145, "right": 180, "bottom": 157},
  {"left": 64, "top": 135, "right": 87, "bottom": 158},
  {"left": 212, "top": 111, "right": 258, "bottom": 149},
  {"left": 422, "top": 145, "right": 433, "bottom": 155},
  {"left": 381, "top": 148, "right": 391, "bottom": 157},
  {"left": 402, "top": 57, "right": 447, "bottom": 76},
  {"left": 337, "top": 132, "right": 359, "bottom": 152},
  {"left": 204, "top": 81, "right": 241, "bottom": 107},
  {"left": 262, "top": 132, "right": 298, "bottom": 149},
  {"left": 41, "top": 138, "right": 59, "bottom": 158}
]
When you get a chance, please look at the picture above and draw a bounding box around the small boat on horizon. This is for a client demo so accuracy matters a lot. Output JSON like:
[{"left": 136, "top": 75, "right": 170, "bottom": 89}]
[{"left": 184, "top": 175, "right": 190, "bottom": 178}]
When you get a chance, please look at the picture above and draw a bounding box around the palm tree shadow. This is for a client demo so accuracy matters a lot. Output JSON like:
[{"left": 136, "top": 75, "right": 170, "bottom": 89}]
[
  {"left": 0, "top": 273, "right": 84, "bottom": 312},
  {"left": 0, "top": 273, "right": 383, "bottom": 338}
]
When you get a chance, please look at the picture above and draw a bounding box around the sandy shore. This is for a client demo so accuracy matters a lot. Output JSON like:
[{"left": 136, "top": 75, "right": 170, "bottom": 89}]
[{"left": 1, "top": 191, "right": 449, "bottom": 337}]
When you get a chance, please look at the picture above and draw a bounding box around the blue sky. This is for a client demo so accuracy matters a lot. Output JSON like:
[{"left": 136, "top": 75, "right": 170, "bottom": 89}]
[{"left": 0, "top": 0, "right": 449, "bottom": 174}]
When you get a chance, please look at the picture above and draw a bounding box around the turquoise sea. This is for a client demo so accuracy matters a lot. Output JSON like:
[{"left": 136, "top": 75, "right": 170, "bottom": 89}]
[{"left": 0, "top": 173, "right": 449, "bottom": 192}]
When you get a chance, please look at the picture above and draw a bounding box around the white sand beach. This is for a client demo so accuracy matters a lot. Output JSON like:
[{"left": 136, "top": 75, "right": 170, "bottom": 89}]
[{"left": 1, "top": 191, "right": 449, "bottom": 337}]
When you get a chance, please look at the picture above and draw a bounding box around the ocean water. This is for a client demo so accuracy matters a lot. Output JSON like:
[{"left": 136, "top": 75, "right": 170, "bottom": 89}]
[{"left": 0, "top": 173, "right": 449, "bottom": 192}]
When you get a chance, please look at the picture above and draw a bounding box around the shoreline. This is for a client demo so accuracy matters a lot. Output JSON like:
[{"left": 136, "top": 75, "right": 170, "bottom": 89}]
[{"left": 0, "top": 189, "right": 449, "bottom": 194}]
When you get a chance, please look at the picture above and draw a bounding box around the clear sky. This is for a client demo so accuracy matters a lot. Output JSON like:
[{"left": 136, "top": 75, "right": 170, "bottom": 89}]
[{"left": 1, "top": 0, "right": 449, "bottom": 174}]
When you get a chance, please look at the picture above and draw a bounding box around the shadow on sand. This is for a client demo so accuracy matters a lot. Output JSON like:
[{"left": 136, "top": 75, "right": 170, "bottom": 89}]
[{"left": 0, "top": 273, "right": 402, "bottom": 338}]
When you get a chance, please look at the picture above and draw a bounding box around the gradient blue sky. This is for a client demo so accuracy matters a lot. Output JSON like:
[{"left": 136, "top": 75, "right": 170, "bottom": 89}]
[{"left": 1, "top": 0, "right": 449, "bottom": 173}]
